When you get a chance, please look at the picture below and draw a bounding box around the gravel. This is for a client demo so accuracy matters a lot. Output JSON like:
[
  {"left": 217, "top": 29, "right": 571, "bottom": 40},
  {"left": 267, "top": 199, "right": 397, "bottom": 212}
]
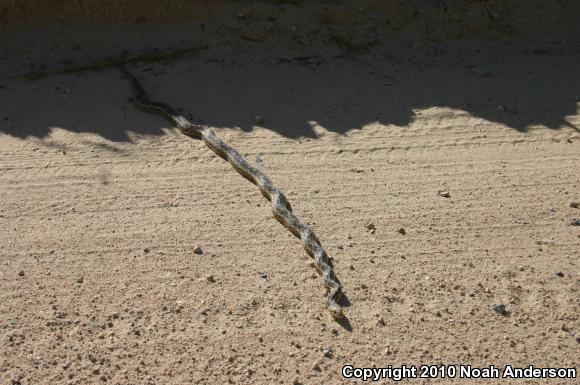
[
  {"left": 322, "top": 346, "right": 333, "bottom": 357},
  {"left": 492, "top": 304, "right": 508, "bottom": 316}
]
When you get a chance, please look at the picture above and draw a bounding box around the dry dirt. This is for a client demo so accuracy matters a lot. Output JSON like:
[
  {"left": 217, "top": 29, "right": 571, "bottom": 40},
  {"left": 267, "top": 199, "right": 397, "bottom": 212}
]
[{"left": 0, "top": 11, "right": 579, "bottom": 385}]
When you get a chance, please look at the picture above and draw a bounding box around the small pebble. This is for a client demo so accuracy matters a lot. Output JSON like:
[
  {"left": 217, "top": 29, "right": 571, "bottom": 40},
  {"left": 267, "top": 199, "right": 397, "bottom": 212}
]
[
  {"left": 492, "top": 304, "right": 508, "bottom": 316},
  {"left": 555, "top": 272, "right": 564, "bottom": 277},
  {"left": 206, "top": 275, "right": 215, "bottom": 283},
  {"left": 259, "top": 272, "right": 267, "bottom": 279},
  {"left": 143, "top": 248, "right": 150, "bottom": 254},
  {"left": 10, "top": 374, "right": 22, "bottom": 385},
  {"left": 438, "top": 190, "right": 451, "bottom": 198},
  {"left": 17, "top": 271, "right": 25, "bottom": 277},
  {"left": 322, "top": 346, "right": 333, "bottom": 357},
  {"left": 77, "top": 277, "right": 84, "bottom": 284},
  {"left": 571, "top": 218, "right": 580, "bottom": 226},
  {"left": 398, "top": 228, "right": 406, "bottom": 235},
  {"left": 365, "top": 223, "right": 376, "bottom": 230},
  {"left": 570, "top": 202, "right": 579, "bottom": 208},
  {"left": 193, "top": 245, "right": 203, "bottom": 255}
]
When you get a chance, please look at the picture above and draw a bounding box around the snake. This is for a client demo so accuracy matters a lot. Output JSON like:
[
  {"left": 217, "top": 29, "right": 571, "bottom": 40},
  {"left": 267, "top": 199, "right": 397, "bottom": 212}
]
[{"left": 119, "top": 65, "right": 344, "bottom": 319}]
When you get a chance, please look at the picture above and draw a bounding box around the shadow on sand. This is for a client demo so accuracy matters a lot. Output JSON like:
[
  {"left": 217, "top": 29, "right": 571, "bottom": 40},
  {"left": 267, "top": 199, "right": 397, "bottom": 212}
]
[{"left": 1, "top": 45, "right": 579, "bottom": 143}]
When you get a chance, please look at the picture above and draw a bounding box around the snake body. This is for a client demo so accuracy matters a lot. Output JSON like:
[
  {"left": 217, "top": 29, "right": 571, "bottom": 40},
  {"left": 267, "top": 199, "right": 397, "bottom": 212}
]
[{"left": 120, "top": 65, "right": 344, "bottom": 319}]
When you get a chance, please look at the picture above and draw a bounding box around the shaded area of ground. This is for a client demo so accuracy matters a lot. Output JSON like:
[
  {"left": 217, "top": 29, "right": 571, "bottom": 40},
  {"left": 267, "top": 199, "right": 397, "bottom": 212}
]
[
  {"left": 1, "top": 42, "right": 579, "bottom": 142},
  {"left": 1, "top": 1, "right": 579, "bottom": 142}
]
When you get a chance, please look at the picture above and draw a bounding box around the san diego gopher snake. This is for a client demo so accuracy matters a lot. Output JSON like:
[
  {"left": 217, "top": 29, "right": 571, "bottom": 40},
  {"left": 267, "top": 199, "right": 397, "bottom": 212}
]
[{"left": 120, "top": 65, "right": 344, "bottom": 319}]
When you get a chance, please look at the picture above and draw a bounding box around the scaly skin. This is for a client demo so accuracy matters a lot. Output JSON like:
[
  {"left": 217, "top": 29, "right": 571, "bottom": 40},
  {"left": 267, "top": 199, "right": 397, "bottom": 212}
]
[{"left": 120, "top": 65, "right": 344, "bottom": 319}]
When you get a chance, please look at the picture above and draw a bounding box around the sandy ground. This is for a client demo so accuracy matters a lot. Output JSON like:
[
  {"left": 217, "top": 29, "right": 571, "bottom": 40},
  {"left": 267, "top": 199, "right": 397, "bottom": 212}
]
[{"left": 1, "top": 21, "right": 579, "bottom": 385}]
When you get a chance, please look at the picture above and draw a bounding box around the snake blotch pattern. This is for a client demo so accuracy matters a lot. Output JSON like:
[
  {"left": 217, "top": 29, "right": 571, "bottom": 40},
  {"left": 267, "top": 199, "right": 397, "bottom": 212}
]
[{"left": 120, "top": 65, "right": 344, "bottom": 319}]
